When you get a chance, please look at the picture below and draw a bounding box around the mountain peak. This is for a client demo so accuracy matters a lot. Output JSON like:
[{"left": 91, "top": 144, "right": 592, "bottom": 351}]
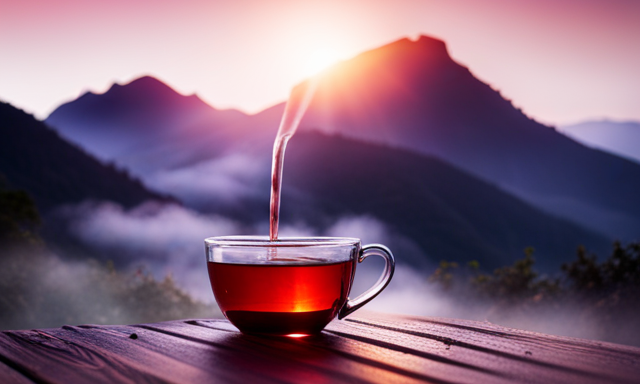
[
  {"left": 302, "top": 35, "right": 640, "bottom": 241},
  {"left": 318, "top": 35, "right": 453, "bottom": 86},
  {"left": 373, "top": 35, "right": 451, "bottom": 62},
  {"left": 55, "top": 75, "right": 214, "bottom": 121},
  {"left": 123, "top": 75, "right": 171, "bottom": 89},
  {"left": 107, "top": 75, "right": 177, "bottom": 98},
  {"left": 416, "top": 35, "right": 448, "bottom": 53},
  {"left": 45, "top": 74, "right": 218, "bottom": 151}
]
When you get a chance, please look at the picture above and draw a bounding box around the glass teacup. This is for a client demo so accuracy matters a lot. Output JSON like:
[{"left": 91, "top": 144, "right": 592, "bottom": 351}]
[{"left": 205, "top": 236, "right": 395, "bottom": 335}]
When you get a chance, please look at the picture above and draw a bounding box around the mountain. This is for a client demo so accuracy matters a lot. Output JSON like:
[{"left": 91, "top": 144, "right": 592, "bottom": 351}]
[
  {"left": 298, "top": 36, "right": 640, "bottom": 240},
  {"left": 281, "top": 131, "right": 609, "bottom": 271},
  {"left": 559, "top": 120, "right": 640, "bottom": 164},
  {"left": 0, "top": 101, "right": 168, "bottom": 213},
  {"left": 41, "top": 43, "right": 631, "bottom": 268},
  {"left": 46, "top": 76, "right": 277, "bottom": 176},
  {"left": 45, "top": 76, "right": 280, "bottom": 219}
]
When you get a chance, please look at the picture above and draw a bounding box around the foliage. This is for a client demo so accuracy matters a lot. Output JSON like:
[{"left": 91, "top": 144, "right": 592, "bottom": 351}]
[
  {"left": 429, "top": 242, "right": 640, "bottom": 346},
  {"left": 0, "top": 176, "right": 41, "bottom": 246},
  {"left": 559, "top": 241, "right": 640, "bottom": 342},
  {"left": 428, "top": 260, "right": 460, "bottom": 290},
  {"left": 470, "top": 247, "right": 562, "bottom": 305},
  {"left": 562, "top": 242, "right": 640, "bottom": 297}
]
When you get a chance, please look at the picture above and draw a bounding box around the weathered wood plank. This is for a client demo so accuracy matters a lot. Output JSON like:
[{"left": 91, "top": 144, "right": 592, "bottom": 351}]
[
  {"left": 0, "top": 359, "right": 35, "bottom": 384},
  {"left": 0, "top": 330, "right": 167, "bottom": 384},
  {"left": 193, "top": 319, "right": 508, "bottom": 384},
  {"left": 38, "top": 325, "right": 267, "bottom": 384},
  {"left": 1, "top": 312, "right": 639, "bottom": 384},
  {"left": 325, "top": 320, "right": 587, "bottom": 384},
  {"left": 143, "top": 319, "right": 452, "bottom": 384},
  {"left": 366, "top": 313, "right": 640, "bottom": 368},
  {"left": 48, "top": 323, "right": 330, "bottom": 384},
  {"left": 331, "top": 312, "right": 640, "bottom": 384},
  {"left": 362, "top": 312, "right": 640, "bottom": 361}
]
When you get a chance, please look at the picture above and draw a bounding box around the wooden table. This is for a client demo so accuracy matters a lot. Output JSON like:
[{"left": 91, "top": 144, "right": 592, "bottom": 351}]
[{"left": 1, "top": 312, "right": 639, "bottom": 383}]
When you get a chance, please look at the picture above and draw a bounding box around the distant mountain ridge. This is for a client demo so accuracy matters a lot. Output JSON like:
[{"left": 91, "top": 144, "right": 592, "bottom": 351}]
[
  {"left": 298, "top": 35, "right": 640, "bottom": 240},
  {"left": 283, "top": 131, "right": 609, "bottom": 270},
  {"left": 0, "top": 101, "right": 168, "bottom": 213},
  {"left": 559, "top": 120, "right": 640, "bottom": 164},
  {"left": 46, "top": 76, "right": 276, "bottom": 176},
  {"left": 45, "top": 76, "right": 283, "bottom": 222},
  {"left": 41, "top": 36, "right": 637, "bottom": 269},
  {"left": 41, "top": 76, "right": 611, "bottom": 270}
]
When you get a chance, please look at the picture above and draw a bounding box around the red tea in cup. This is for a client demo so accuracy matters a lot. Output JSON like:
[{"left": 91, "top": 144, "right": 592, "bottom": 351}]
[
  {"left": 208, "top": 260, "right": 353, "bottom": 334},
  {"left": 205, "top": 237, "right": 394, "bottom": 335}
]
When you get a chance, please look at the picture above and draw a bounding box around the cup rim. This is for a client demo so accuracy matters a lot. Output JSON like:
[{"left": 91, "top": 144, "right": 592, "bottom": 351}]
[{"left": 205, "top": 235, "right": 361, "bottom": 248}]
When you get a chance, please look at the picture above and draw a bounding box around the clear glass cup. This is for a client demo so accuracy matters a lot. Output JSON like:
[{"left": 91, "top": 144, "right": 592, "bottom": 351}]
[{"left": 205, "top": 236, "right": 395, "bottom": 335}]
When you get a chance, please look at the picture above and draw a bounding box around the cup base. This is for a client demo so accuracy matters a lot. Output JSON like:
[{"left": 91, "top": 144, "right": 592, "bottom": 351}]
[{"left": 225, "top": 309, "right": 337, "bottom": 335}]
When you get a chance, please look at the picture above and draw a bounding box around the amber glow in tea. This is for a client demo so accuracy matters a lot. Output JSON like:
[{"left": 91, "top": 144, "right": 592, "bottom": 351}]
[{"left": 208, "top": 260, "right": 353, "bottom": 334}]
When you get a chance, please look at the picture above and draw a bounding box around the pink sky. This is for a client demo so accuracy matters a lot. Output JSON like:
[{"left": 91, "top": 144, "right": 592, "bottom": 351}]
[{"left": 0, "top": 0, "right": 638, "bottom": 125}]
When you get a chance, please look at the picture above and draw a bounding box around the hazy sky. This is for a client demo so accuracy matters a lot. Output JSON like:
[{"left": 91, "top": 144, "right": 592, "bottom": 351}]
[{"left": 1, "top": 0, "right": 638, "bottom": 125}]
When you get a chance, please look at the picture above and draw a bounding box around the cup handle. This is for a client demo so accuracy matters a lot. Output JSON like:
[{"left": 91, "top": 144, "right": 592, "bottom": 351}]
[{"left": 338, "top": 244, "right": 395, "bottom": 319}]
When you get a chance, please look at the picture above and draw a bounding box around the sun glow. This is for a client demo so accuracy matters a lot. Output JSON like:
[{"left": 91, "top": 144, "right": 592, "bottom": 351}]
[{"left": 303, "top": 48, "right": 341, "bottom": 76}]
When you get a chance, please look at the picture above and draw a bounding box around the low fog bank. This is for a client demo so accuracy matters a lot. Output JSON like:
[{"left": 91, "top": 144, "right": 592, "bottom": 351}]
[
  {"left": 59, "top": 201, "right": 243, "bottom": 301},
  {"left": 60, "top": 202, "right": 431, "bottom": 302},
  {"left": 354, "top": 265, "right": 607, "bottom": 343},
  {"left": 359, "top": 246, "right": 640, "bottom": 348},
  {"left": 36, "top": 200, "right": 640, "bottom": 347},
  {"left": 0, "top": 245, "right": 220, "bottom": 330},
  {"left": 145, "top": 153, "right": 269, "bottom": 207}
]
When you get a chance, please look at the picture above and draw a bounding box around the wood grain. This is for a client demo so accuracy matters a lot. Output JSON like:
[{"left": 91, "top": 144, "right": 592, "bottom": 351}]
[
  {"left": 1, "top": 312, "right": 639, "bottom": 384},
  {"left": 354, "top": 313, "right": 640, "bottom": 373},
  {"left": 0, "top": 330, "right": 168, "bottom": 384},
  {"left": 52, "top": 323, "right": 322, "bottom": 384},
  {"left": 152, "top": 319, "right": 443, "bottom": 384}
]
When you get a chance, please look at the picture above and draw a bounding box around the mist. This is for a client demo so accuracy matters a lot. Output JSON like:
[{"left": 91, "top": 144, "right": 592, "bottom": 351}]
[
  {"left": 50, "top": 202, "right": 640, "bottom": 347},
  {"left": 0, "top": 245, "right": 218, "bottom": 331},
  {"left": 351, "top": 263, "right": 640, "bottom": 346},
  {"left": 62, "top": 201, "right": 242, "bottom": 301},
  {"left": 144, "top": 153, "right": 269, "bottom": 208}
]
